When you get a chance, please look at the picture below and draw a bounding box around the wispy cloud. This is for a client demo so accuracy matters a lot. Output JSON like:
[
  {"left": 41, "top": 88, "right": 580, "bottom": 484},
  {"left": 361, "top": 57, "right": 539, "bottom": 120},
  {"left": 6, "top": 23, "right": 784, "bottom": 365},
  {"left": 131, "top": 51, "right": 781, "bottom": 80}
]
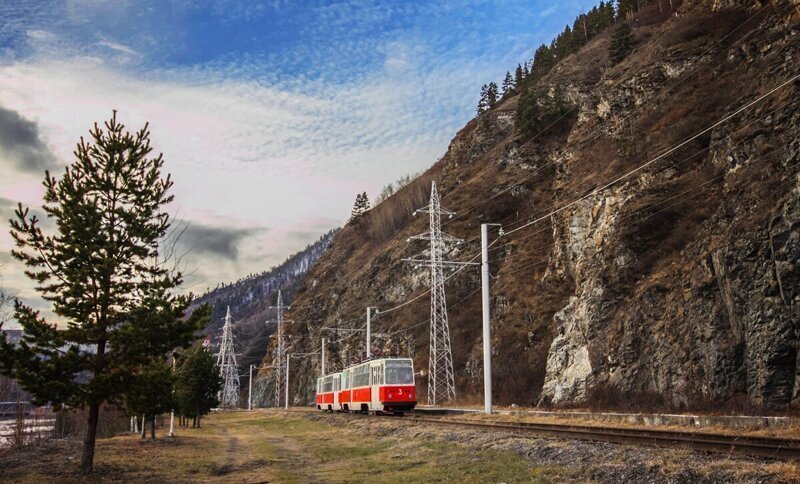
[{"left": 0, "top": 0, "right": 600, "bottom": 324}]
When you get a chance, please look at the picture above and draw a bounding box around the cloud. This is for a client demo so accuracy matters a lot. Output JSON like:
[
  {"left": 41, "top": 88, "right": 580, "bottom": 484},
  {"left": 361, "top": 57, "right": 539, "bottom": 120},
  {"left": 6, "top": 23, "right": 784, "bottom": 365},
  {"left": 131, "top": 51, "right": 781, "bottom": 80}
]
[
  {"left": 0, "top": 106, "right": 57, "bottom": 173},
  {"left": 179, "top": 222, "right": 264, "bottom": 259}
]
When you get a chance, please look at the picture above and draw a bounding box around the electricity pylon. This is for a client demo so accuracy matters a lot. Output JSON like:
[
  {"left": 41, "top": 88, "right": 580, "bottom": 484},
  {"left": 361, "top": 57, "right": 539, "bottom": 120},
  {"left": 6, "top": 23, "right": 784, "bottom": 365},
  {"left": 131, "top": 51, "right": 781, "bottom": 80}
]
[
  {"left": 404, "top": 181, "right": 463, "bottom": 405},
  {"left": 267, "top": 290, "right": 292, "bottom": 407},
  {"left": 216, "top": 306, "right": 240, "bottom": 408}
]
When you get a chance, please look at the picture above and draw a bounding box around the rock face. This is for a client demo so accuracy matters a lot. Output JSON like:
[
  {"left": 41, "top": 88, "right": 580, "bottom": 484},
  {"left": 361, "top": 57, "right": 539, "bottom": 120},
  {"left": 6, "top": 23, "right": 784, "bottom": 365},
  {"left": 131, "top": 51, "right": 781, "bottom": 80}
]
[{"left": 282, "top": 1, "right": 800, "bottom": 410}]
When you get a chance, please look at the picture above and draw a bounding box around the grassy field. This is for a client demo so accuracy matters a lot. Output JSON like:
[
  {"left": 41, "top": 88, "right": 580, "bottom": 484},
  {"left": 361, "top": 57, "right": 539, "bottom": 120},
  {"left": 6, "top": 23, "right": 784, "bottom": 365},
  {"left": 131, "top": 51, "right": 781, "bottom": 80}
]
[{"left": 0, "top": 410, "right": 564, "bottom": 482}]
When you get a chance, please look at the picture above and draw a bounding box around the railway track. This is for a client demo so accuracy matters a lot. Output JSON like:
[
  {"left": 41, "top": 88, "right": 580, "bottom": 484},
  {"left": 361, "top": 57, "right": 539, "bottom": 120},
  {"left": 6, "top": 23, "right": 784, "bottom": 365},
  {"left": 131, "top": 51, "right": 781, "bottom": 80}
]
[{"left": 399, "top": 416, "right": 800, "bottom": 460}]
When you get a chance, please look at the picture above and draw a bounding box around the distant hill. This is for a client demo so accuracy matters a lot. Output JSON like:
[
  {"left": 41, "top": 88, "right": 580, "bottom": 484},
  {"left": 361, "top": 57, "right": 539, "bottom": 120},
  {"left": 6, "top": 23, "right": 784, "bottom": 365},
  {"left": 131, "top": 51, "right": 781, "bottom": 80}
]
[{"left": 190, "top": 229, "right": 337, "bottom": 372}]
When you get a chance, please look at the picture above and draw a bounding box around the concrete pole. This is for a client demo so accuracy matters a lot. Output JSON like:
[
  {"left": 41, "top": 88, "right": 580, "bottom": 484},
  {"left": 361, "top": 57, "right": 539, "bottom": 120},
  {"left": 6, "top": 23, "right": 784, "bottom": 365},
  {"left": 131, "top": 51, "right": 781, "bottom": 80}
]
[
  {"left": 168, "top": 356, "right": 176, "bottom": 437},
  {"left": 285, "top": 354, "right": 290, "bottom": 410},
  {"left": 366, "top": 307, "right": 372, "bottom": 359},
  {"left": 481, "top": 224, "right": 493, "bottom": 415},
  {"left": 248, "top": 364, "right": 254, "bottom": 411},
  {"left": 321, "top": 338, "right": 327, "bottom": 375}
]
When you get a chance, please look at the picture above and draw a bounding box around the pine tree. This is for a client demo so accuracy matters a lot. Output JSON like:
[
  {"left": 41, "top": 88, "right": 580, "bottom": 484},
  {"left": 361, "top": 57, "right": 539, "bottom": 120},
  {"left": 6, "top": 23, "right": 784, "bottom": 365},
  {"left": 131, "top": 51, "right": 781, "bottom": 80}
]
[
  {"left": 617, "top": 0, "right": 638, "bottom": 20},
  {"left": 477, "top": 84, "right": 490, "bottom": 114},
  {"left": 125, "top": 360, "right": 174, "bottom": 440},
  {"left": 609, "top": 23, "right": 634, "bottom": 64},
  {"left": 531, "top": 44, "right": 554, "bottom": 80},
  {"left": 0, "top": 111, "right": 209, "bottom": 473},
  {"left": 514, "top": 64, "right": 524, "bottom": 87},
  {"left": 501, "top": 71, "right": 515, "bottom": 96},
  {"left": 516, "top": 86, "right": 543, "bottom": 138},
  {"left": 175, "top": 345, "right": 220, "bottom": 428},
  {"left": 486, "top": 82, "right": 499, "bottom": 107},
  {"left": 348, "top": 192, "right": 370, "bottom": 225},
  {"left": 361, "top": 191, "right": 370, "bottom": 212}
]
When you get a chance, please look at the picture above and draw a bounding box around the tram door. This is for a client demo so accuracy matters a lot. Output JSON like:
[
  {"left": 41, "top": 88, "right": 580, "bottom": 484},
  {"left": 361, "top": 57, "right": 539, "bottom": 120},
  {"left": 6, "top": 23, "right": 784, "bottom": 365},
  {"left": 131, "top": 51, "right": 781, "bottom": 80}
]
[{"left": 370, "top": 363, "right": 381, "bottom": 410}]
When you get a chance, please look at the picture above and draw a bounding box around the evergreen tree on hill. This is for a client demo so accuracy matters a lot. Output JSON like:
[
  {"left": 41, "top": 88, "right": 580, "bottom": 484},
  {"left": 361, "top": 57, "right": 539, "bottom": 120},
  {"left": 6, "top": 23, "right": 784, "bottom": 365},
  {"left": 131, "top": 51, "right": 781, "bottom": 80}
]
[
  {"left": 501, "top": 71, "right": 515, "bottom": 96},
  {"left": 486, "top": 82, "right": 499, "bottom": 108},
  {"left": 476, "top": 83, "right": 490, "bottom": 114},
  {"left": 514, "top": 64, "right": 524, "bottom": 87},
  {"left": 348, "top": 192, "right": 370, "bottom": 225},
  {"left": 0, "top": 111, "right": 210, "bottom": 473},
  {"left": 609, "top": 22, "right": 635, "bottom": 64}
]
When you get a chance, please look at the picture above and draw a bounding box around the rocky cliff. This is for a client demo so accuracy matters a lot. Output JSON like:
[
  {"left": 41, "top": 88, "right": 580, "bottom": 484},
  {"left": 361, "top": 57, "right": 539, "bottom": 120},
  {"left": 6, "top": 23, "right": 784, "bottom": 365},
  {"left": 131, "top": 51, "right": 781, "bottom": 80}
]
[{"left": 279, "top": 0, "right": 800, "bottom": 410}]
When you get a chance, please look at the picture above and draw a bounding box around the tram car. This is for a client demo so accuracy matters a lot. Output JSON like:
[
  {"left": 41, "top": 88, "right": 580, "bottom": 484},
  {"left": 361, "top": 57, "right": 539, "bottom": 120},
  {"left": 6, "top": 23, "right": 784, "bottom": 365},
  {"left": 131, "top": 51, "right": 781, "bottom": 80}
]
[{"left": 316, "top": 357, "right": 416, "bottom": 415}]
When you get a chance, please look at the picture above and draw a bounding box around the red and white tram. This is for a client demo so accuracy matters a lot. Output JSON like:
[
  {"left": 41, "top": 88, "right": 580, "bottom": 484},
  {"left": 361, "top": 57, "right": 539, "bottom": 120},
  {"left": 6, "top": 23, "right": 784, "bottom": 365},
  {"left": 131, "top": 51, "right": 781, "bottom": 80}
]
[{"left": 316, "top": 358, "right": 416, "bottom": 415}]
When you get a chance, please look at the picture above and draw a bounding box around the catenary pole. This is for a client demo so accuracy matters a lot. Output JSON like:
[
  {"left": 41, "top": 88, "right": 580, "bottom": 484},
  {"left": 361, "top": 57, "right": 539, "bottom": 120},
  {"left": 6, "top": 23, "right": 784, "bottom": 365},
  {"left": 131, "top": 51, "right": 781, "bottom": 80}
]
[
  {"left": 168, "top": 356, "right": 176, "bottom": 436},
  {"left": 285, "top": 354, "right": 290, "bottom": 410},
  {"left": 366, "top": 307, "right": 372, "bottom": 359},
  {"left": 481, "top": 224, "right": 492, "bottom": 415},
  {"left": 321, "top": 337, "right": 327, "bottom": 375},
  {"left": 248, "top": 364, "right": 254, "bottom": 411}
]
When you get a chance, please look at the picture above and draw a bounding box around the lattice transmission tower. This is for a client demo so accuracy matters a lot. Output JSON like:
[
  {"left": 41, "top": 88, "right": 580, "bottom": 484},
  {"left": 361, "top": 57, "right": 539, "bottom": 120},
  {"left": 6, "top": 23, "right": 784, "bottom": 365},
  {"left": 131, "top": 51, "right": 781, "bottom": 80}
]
[
  {"left": 267, "top": 290, "right": 292, "bottom": 407},
  {"left": 216, "top": 306, "right": 240, "bottom": 408},
  {"left": 404, "top": 181, "right": 463, "bottom": 405}
]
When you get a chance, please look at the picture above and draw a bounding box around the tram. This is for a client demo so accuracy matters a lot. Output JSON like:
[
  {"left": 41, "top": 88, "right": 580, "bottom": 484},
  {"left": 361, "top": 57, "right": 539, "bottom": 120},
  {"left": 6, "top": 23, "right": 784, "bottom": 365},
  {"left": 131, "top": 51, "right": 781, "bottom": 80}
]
[{"left": 315, "top": 357, "right": 416, "bottom": 415}]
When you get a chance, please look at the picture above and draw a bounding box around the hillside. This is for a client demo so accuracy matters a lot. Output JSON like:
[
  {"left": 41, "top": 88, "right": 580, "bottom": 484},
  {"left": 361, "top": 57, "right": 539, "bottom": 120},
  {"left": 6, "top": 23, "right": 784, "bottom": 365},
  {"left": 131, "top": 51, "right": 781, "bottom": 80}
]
[
  {"left": 191, "top": 230, "right": 337, "bottom": 371},
  {"left": 279, "top": 0, "right": 800, "bottom": 411}
]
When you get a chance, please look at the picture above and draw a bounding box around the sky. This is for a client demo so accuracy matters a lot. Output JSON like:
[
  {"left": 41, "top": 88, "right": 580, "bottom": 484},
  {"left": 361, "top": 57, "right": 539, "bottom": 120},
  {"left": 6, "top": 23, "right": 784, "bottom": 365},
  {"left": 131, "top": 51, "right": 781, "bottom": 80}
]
[{"left": 0, "top": 0, "right": 596, "bottom": 325}]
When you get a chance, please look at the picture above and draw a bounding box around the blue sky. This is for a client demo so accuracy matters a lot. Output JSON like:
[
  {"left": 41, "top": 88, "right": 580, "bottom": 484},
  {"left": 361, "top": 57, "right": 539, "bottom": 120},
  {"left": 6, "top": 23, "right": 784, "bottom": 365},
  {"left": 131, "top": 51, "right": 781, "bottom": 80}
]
[{"left": 0, "top": 0, "right": 597, "bottom": 322}]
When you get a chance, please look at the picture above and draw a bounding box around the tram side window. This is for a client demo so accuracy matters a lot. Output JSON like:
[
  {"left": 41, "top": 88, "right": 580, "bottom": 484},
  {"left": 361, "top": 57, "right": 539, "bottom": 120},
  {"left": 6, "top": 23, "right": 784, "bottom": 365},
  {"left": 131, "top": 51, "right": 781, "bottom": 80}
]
[
  {"left": 323, "top": 376, "right": 333, "bottom": 393},
  {"left": 341, "top": 370, "right": 349, "bottom": 390},
  {"left": 353, "top": 365, "right": 369, "bottom": 387}
]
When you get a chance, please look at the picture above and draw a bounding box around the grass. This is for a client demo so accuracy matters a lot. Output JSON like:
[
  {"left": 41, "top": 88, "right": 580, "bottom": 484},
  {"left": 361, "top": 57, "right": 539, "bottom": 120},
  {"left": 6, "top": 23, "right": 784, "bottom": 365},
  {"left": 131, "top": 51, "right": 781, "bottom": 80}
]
[{"left": 0, "top": 410, "right": 561, "bottom": 482}]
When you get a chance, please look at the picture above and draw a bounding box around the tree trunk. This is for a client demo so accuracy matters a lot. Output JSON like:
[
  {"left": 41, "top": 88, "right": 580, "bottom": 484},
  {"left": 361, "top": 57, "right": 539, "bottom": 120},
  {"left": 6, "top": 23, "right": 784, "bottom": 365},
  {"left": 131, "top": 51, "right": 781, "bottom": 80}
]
[
  {"left": 80, "top": 403, "right": 101, "bottom": 474},
  {"left": 192, "top": 416, "right": 197, "bottom": 428},
  {"left": 196, "top": 412, "right": 201, "bottom": 428},
  {"left": 140, "top": 414, "right": 147, "bottom": 439},
  {"left": 150, "top": 415, "right": 156, "bottom": 440}
]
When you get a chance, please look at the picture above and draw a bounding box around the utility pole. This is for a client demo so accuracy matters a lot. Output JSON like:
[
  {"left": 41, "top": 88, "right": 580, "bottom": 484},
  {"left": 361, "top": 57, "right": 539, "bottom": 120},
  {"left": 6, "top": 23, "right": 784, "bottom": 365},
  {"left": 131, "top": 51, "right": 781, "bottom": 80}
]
[
  {"left": 169, "top": 355, "right": 176, "bottom": 436},
  {"left": 366, "top": 307, "right": 378, "bottom": 359},
  {"left": 248, "top": 364, "right": 255, "bottom": 411},
  {"left": 404, "top": 181, "right": 464, "bottom": 405},
  {"left": 481, "top": 223, "right": 502, "bottom": 414},
  {"left": 285, "top": 353, "right": 290, "bottom": 410},
  {"left": 267, "top": 290, "right": 293, "bottom": 407},
  {"left": 321, "top": 337, "right": 327, "bottom": 375},
  {"left": 216, "top": 306, "right": 241, "bottom": 408}
]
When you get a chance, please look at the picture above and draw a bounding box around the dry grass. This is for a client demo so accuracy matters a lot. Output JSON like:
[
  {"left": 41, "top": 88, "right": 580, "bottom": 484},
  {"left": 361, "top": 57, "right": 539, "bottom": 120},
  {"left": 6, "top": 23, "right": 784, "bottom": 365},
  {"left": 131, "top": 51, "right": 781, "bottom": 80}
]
[{"left": 0, "top": 409, "right": 561, "bottom": 482}]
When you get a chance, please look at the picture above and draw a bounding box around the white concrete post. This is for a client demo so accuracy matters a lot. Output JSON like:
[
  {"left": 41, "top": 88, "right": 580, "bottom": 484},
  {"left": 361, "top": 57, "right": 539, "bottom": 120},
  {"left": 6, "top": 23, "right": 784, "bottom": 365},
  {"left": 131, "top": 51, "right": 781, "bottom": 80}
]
[
  {"left": 168, "top": 356, "right": 176, "bottom": 437},
  {"left": 285, "top": 354, "right": 290, "bottom": 410},
  {"left": 366, "top": 307, "right": 372, "bottom": 359},
  {"left": 321, "top": 338, "right": 327, "bottom": 375},
  {"left": 481, "top": 224, "right": 493, "bottom": 415},
  {"left": 248, "top": 364, "right": 254, "bottom": 411}
]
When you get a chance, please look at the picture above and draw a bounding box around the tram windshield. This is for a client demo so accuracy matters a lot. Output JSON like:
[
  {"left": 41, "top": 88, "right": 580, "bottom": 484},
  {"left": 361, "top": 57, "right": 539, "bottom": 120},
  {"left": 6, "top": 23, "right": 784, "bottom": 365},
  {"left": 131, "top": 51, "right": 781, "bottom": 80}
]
[{"left": 385, "top": 360, "right": 414, "bottom": 385}]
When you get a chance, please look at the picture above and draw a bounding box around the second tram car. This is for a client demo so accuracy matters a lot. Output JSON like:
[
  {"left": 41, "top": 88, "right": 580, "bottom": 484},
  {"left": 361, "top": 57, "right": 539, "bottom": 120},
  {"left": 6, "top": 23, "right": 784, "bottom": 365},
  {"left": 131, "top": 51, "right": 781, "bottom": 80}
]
[{"left": 316, "top": 357, "right": 416, "bottom": 415}]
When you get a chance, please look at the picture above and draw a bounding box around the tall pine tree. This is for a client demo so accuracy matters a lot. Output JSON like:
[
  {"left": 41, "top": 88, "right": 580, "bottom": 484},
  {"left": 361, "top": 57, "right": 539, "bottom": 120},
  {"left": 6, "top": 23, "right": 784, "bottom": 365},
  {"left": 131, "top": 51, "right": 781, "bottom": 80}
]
[
  {"left": 0, "top": 112, "right": 209, "bottom": 473},
  {"left": 486, "top": 82, "right": 499, "bottom": 107},
  {"left": 609, "top": 23, "right": 634, "bottom": 64},
  {"left": 501, "top": 71, "right": 515, "bottom": 96}
]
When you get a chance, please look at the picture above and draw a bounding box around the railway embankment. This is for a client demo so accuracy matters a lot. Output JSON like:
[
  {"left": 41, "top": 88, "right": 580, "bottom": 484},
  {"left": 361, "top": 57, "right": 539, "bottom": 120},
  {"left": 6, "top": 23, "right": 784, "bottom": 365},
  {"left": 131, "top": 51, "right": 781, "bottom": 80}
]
[
  {"left": 307, "top": 411, "right": 800, "bottom": 482},
  {"left": 415, "top": 406, "right": 800, "bottom": 432}
]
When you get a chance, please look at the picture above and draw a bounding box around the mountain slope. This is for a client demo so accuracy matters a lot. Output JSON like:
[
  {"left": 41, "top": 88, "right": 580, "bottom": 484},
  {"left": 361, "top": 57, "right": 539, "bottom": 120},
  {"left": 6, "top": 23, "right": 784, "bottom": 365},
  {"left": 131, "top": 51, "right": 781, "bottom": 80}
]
[
  {"left": 191, "top": 230, "right": 337, "bottom": 371},
  {"left": 281, "top": 0, "right": 800, "bottom": 410}
]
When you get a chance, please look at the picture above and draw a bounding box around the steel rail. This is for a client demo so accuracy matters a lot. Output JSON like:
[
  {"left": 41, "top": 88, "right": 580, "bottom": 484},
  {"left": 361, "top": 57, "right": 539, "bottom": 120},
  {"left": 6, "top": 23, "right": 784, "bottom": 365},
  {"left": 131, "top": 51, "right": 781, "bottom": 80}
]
[{"left": 404, "top": 416, "right": 800, "bottom": 460}]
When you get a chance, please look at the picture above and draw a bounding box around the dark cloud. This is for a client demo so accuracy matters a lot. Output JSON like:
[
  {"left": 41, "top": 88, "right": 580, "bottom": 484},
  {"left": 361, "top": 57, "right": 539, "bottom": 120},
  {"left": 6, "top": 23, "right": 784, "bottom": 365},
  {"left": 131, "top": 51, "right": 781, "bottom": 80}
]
[
  {"left": 180, "top": 223, "right": 262, "bottom": 259},
  {"left": 0, "top": 105, "right": 57, "bottom": 173}
]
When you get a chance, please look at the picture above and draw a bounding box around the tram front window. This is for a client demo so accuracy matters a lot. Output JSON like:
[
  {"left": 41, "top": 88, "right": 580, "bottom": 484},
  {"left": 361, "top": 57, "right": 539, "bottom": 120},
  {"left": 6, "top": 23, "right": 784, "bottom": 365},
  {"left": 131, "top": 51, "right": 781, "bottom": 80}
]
[{"left": 385, "top": 362, "right": 414, "bottom": 385}]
